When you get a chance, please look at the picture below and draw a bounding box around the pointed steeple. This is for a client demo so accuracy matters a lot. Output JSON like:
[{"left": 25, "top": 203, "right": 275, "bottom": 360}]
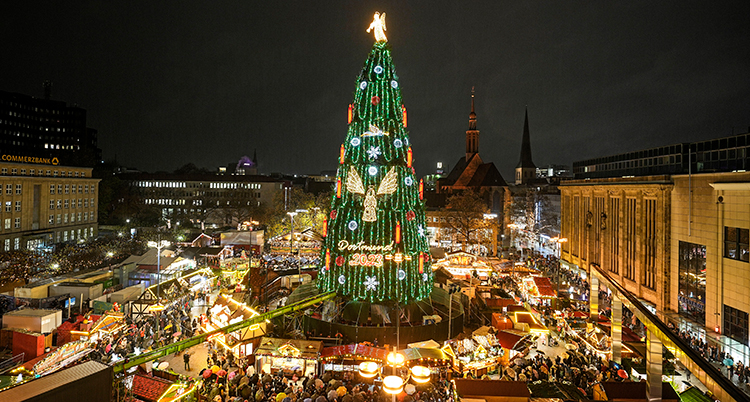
[
  {"left": 465, "top": 87, "right": 480, "bottom": 160},
  {"left": 515, "top": 107, "right": 537, "bottom": 184}
]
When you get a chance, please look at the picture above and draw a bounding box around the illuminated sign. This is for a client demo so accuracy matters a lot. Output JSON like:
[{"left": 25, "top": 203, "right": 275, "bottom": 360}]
[
  {"left": 337, "top": 240, "right": 394, "bottom": 253},
  {"left": 1, "top": 155, "right": 59, "bottom": 165},
  {"left": 349, "top": 253, "right": 384, "bottom": 267}
]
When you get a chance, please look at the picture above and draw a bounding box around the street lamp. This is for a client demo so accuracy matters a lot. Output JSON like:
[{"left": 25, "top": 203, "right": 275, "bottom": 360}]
[
  {"left": 287, "top": 209, "right": 309, "bottom": 284},
  {"left": 507, "top": 223, "right": 520, "bottom": 277},
  {"left": 447, "top": 284, "right": 460, "bottom": 340},
  {"left": 147, "top": 240, "right": 171, "bottom": 304}
]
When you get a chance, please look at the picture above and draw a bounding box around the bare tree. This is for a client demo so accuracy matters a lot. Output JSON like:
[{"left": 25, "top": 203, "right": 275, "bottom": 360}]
[{"left": 444, "top": 190, "right": 490, "bottom": 250}]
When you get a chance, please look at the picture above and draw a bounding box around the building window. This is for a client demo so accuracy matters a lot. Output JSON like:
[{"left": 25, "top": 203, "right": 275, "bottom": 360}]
[
  {"left": 78, "top": 185, "right": 82, "bottom": 193},
  {"left": 72, "top": 185, "right": 76, "bottom": 194},
  {"left": 724, "top": 304, "right": 749, "bottom": 346},
  {"left": 4, "top": 218, "right": 9, "bottom": 230},
  {"left": 50, "top": 184, "right": 55, "bottom": 194},
  {"left": 724, "top": 227, "right": 749, "bottom": 262},
  {"left": 14, "top": 217, "right": 20, "bottom": 228},
  {"left": 678, "top": 241, "right": 706, "bottom": 325},
  {"left": 70, "top": 213, "right": 75, "bottom": 223},
  {"left": 4, "top": 201, "right": 10, "bottom": 212},
  {"left": 5, "top": 184, "right": 11, "bottom": 195},
  {"left": 57, "top": 185, "right": 62, "bottom": 194},
  {"left": 15, "top": 201, "right": 21, "bottom": 212},
  {"left": 11, "top": 168, "right": 17, "bottom": 175},
  {"left": 57, "top": 200, "right": 62, "bottom": 209},
  {"left": 49, "top": 215, "right": 54, "bottom": 225},
  {"left": 63, "top": 213, "right": 68, "bottom": 224},
  {"left": 624, "top": 198, "right": 637, "bottom": 281},
  {"left": 13, "top": 237, "right": 19, "bottom": 250},
  {"left": 1, "top": 168, "right": 6, "bottom": 175},
  {"left": 4, "top": 239, "right": 8, "bottom": 251},
  {"left": 89, "top": 211, "right": 94, "bottom": 221},
  {"left": 56, "top": 214, "right": 61, "bottom": 224},
  {"left": 65, "top": 184, "right": 69, "bottom": 194},
  {"left": 64, "top": 200, "right": 69, "bottom": 209},
  {"left": 20, "top": 169, "right": 25, "bottom": 175},
  {"left": 77, "top": 212, "right": 81, "bottom": 222}
]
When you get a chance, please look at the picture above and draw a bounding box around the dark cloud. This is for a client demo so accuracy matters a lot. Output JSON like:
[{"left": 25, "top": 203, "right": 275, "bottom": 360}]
[{"left": 1, "top": 1, "right": 748, "bottom": 178}]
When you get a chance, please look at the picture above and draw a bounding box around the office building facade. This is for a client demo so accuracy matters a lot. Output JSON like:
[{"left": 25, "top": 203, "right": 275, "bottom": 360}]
[{"left": 0, "top": 161, "right": 99, "bottom": 250}]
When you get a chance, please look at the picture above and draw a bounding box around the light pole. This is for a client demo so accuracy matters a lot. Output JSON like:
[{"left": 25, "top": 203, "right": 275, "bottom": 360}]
[
  {"left": 147, "top": 240, "right": 171, "bottom": 304},
  {"left": 287, "top": 209, "right": 309, "bottom": 285},
  {"left": 447, "top": 284, "right": 460, "bottom": 340},
  {"left": 551, "top": 237, "right": 568, "bottom": 303}
]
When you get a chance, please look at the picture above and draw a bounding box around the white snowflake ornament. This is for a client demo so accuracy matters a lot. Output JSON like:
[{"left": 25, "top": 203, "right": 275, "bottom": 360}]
[
  {"left": 367, "top": 146, "right": 381, "bottom": 159},
  {"left": 364, "top": 276, "right": 379, "bottom": 291}
]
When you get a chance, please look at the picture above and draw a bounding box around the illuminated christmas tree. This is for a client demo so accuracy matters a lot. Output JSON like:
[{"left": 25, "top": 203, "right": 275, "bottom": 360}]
[{"left": 317, "top": 12, "right": 433, "bottom": 304}]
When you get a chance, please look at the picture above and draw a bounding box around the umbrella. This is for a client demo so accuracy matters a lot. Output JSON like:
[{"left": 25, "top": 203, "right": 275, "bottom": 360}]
[
  {"left": 328, "top": 390, "right": 339, "bottom": 400},
  {"left": 276, "top": 393, "right": 287, "bottom": 402},
  {"left": 565, "top": 343, "right": 578, "bottom": 350},
  {"left": 228, "top": 371, "right": 236, "bottom": 381},
  {"left": 617, "top": 369, "right": 628, "bottom": 379},
  {"left": 536, "top": 350, "right": 545, "bottom": 355},
  {"left": 173, "top": 331, "right": 182, "bottom": 337},
  {"left": 212, "top": 365, "right": 221, "bottom": 373},
  {"left": 158, "top": 362, "right": 169, "bottom": 370},
  {"left": 404, "top": 384, "right": 416, "bottom": 395},
  {"left": 203, "top": 370, "right": 213, "bottom": 379},
  {"left": 724, "top": 358, "right": 734, "bottom": 367},
  {"left": 217, "top": 369, "right": 227, "bottom": 377},
  {"left": 505, "top": 367, "right": 516, "bottom": 378},
  {"left": 337, "top": 386, "right": 347, "bottom": 396},
  {"left": 518, "top": 373, "right": 527, "bottom": 382}
]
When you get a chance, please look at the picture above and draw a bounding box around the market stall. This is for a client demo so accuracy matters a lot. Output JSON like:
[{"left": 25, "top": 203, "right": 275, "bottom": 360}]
[
  {"left": 203, "top": 294, "right": 266, "bottom": 357},
  {"left": 33, "top": 340, "right": 93, "bottom": 376},
  {"left": 69, "top": 311, "right": 127, "bottom": 342},
  {"left": 442, "top": 332, "right": 505, "bottom": 377},
  {"left": 255, "top": 337, "right": 323, "bottom": 377},
  {"left": 321, "top": 343, "right": 387, "bottom": 373},
  {"left": 431, "top": 251, "right": 493, "bottom": 280},
  {"left": 519, "top": 276, "right": 557, "bottom": 306}
]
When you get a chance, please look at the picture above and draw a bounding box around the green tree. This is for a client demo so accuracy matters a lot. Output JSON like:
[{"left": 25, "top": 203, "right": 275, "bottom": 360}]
[{"left": 317, "top": 33, "right": 432, "bottom": 303}]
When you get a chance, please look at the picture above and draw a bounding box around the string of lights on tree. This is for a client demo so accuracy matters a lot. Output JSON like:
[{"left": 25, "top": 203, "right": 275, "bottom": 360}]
[{"left": 317, "top": 13, "right": 433, "bottom": 303}]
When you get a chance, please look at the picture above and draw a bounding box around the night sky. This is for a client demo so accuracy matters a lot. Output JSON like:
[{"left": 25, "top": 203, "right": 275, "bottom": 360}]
[{"left": 2, "top": 1, "right": 749, "bottom": 179}]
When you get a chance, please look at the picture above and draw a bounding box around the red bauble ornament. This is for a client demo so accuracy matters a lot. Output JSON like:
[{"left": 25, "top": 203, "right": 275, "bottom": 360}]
[
  {"left": 406, "top": 211, "right": 416, "bottom": 221},
  {"left": 371, "top": 96, "right": 380, "bottom": 105},
  {"left": 330, "top": 210, "right": 337, "bottom": 220},
  {"left": 335, "top": 256, "right": 345, "bottom": 266}
]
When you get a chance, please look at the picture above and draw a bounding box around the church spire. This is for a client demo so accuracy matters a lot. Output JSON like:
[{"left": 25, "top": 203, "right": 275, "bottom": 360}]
[
  {"left": 465, "top": 87, "right": 479, "bottom": 160},
  {"left": 515, "top": 107, "right": 537, "bottom": 184}
]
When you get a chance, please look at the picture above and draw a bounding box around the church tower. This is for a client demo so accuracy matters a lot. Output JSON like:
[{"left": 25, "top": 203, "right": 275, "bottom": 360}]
[
  {"left": 465, "top": 88, "right": 479, "bottom": 161},
  {"left": 515, "top": 108, "right": 537, "bottom": 184}
]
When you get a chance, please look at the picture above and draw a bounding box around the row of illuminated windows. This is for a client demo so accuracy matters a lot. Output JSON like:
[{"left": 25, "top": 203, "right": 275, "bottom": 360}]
[
  {"left": 44, "top": 143, "right": 80, "bottom": 150},
  {"left": 49, "top": 184, "right": 94, "bottom": 194},
  {"left": 0, "top": 168, "right": 87, "bottom": 177},
  {"left": 47, "top": 212, "right": 95, "bottom": 225},
  {"left": 135, "top": 181, "right": 263, "bottom": 190},
  {"left": 145, "top": 198, "right": 256, "bottom": 207},
  {"left": 2, "top": 227, "right": 97, "bottom": 252},
  {"left": 48, "top": 198, "right": 95, "bottom": 209}
]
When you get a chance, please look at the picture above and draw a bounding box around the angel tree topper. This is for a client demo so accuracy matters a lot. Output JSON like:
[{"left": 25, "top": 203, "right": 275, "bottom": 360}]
[{"left": 317, "top": 13, "right": 433, "bottom": 304}]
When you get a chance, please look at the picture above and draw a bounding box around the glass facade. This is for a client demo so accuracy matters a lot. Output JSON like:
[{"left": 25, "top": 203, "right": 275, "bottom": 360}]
[
  {"left": 724, "top": 304, "right": 749, "bottom": 346},
  {"left": 678, "top": 241, "right": 706, "bottom": 325}
]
